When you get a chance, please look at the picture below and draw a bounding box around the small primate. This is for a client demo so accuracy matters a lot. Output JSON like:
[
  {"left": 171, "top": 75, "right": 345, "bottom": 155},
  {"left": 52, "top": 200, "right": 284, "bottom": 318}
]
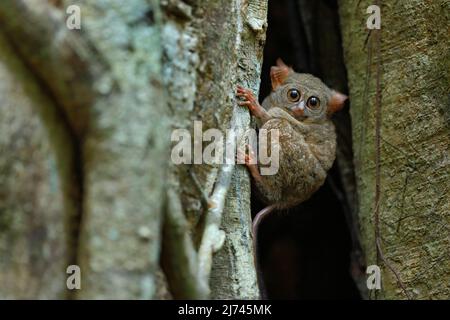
[{"left": 236, "top": 59, "right": 347, "bottom": 297}]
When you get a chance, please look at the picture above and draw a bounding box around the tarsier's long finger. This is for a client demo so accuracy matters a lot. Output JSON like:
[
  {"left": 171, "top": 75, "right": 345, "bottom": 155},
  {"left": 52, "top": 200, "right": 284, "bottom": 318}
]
[
  {"left": 236, "top": 87, "right": 247, "bottom": 95},
  {"left": 238, "top": 93, "right": 256, "bottom": 103},
  {"left": 236, "top": 92, "right": 249, "bottom": 99},
  {"left": 247, "top": 96, "right": 256, "bottom": 103},
  {"left": 244, "top": 91, "right": 254, "bottom": 98},
  {"left": 247, "top": 93, "right": 257, "bottom": 102},
  {"left": 237, "top": 92, "right": 254, "bottom": 100},
  {"left": 238, "top": 101, "right": 252, "bottom": 107},
  {"left": 237, "top": 86, "right": 254, "bottom": 95}
]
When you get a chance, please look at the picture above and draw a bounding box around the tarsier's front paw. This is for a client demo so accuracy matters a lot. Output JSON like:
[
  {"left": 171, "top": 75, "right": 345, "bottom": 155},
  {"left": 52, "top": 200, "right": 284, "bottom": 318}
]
[
  {"left": 236, "top": 144, "right": 257, "bottom": 166},
  {"left": 236, "top": 86, "right": 258, "bottom": 112}
]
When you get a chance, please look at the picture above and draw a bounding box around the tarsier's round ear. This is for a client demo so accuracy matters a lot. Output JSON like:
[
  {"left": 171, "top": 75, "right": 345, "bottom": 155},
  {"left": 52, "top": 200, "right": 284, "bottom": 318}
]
[
  {"left": 270, "top": 58, "right": 293, "bottom": 90},
  {"left": 328, "top": 90, "right": 348, "bottom": 114}
]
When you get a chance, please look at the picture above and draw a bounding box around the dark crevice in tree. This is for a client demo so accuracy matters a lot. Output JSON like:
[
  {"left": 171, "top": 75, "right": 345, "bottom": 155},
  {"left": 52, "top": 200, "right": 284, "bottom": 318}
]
[
  {"left": 0, "top": 30, "right": 85, "bottom": 300},
  {"left": 253, "top": 0, "right": 364, "bottom": 299}
]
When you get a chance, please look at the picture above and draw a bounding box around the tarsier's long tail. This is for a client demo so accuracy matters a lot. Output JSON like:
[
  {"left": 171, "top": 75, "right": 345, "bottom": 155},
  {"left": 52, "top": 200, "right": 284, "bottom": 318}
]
[{"left": 252, "top": 204, "right": 277, "bottom": 299}]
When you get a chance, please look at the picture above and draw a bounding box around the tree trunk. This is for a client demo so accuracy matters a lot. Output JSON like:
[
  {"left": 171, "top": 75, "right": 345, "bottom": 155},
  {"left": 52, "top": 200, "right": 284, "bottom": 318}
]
[
  {"left": 0, "top": 0, "right": 266, "bottom": 299},
  {"left": 0, "top": 32, "right": 72, "bottom": 299},
  {"left": 160, "top": 0, "right": 266, "bottom": 299},
  {"left": 339, "top": 0, "right": 449, "bottom": 299}
]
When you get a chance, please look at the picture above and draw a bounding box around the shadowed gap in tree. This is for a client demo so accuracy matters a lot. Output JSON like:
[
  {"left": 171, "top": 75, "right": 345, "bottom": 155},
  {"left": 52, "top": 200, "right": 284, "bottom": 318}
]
[{"left": 252, "top": 0, "right": 364, "bottom": 299}]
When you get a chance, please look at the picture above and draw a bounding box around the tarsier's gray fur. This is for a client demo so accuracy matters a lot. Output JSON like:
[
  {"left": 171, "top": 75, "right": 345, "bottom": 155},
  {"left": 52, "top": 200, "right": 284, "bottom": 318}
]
[{"left": 256, "top": 72, "right": 338, "bottom": 209}]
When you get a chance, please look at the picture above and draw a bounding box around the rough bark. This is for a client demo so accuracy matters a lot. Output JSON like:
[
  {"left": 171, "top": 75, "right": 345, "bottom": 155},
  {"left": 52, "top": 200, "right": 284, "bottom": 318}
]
[
  {"left": 0, "top": 0, "right": 267, "bottom": 299},
  {"left": 160, "top": 0, "right": 267, "bottom": 299},
  {"left": 339, "top": 0, "right": 449, "bottom": 299}
]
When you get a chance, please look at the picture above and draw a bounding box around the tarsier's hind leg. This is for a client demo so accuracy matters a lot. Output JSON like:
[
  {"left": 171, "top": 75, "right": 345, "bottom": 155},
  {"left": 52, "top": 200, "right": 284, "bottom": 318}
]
[{"left": 238, "top": 147, "right": 282, "bottom": 208}]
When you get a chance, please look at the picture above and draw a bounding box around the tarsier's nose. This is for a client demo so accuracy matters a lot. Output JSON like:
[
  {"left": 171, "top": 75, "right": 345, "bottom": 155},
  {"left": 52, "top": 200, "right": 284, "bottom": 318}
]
[
  {"left": 298, "top": 100, "right": 305, "bottom": 111},
  {"left": 290, "top": 100, "right": 305, "bottom": 116}
]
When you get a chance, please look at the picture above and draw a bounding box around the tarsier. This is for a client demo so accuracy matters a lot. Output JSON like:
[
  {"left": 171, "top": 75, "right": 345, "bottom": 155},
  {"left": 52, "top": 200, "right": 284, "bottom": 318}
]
[{"left": 236, "top": 59, "right": 347, "bottom": 296}]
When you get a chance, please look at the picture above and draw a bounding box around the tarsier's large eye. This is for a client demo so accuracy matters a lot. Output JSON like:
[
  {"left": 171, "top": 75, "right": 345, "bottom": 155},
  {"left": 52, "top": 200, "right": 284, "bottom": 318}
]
[
  {"left": 287, "top": 89, "right": 301, "bottom": 102},
  {"left": 307, "top": 96, "right": 320, "bottom": 109}
]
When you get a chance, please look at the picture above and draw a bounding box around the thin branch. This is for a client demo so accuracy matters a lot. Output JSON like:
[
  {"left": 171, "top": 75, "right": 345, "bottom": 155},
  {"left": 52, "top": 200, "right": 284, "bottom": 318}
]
[
  {"left": 164, "top": 111, "right": 240, "bottom": 297},
  {"left": 197, "top": 112, "right": 239, "bottom": 282},
  {"left": 161, "top": 188, "right": 209, "bottom": 299},
  {"left": 189, "top": 168, "right": 210, "bottom": 211}
]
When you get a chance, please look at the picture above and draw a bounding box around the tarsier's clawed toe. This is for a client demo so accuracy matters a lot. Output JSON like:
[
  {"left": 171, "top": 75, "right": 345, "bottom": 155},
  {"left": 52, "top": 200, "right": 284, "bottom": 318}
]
[{"left": 236, "top": 144, "right": 256, "bottom": 166}]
